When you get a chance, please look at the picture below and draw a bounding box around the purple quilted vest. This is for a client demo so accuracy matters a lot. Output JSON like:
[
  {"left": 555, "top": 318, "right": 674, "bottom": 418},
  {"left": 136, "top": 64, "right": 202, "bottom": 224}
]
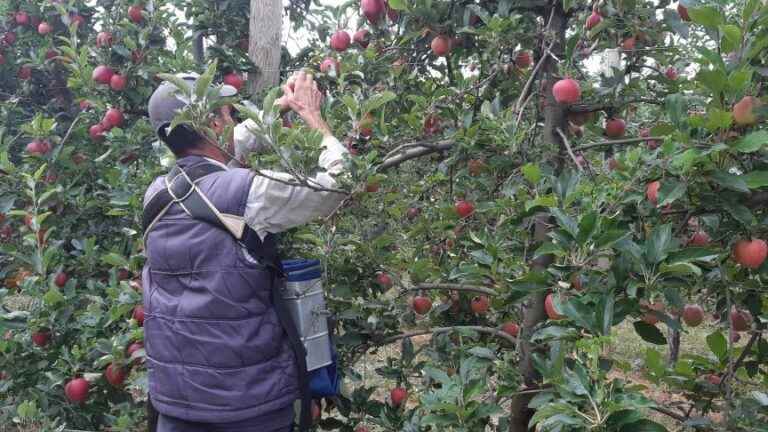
[{"left": 141, "top": 155, "right": 299, "bottom": 423}]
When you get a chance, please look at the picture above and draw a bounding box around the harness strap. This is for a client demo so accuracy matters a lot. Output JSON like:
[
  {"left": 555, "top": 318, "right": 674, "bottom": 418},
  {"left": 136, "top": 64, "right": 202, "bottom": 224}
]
[{"left": 142, "top": 162, "right": 312, "bottom": 432}]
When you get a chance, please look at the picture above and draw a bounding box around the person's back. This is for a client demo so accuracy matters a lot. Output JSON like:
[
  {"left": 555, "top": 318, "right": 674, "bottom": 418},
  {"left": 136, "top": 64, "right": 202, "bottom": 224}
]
[{"left": 142, "top": 71, "right": 347, "bottom": 432}]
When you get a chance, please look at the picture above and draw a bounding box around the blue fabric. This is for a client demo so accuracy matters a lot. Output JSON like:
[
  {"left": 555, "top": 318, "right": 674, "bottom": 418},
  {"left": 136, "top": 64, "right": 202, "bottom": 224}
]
[
  {"left": 309, "top": 338, "right": 340, "bottom": 398},
  {"left": 157, "top": 406, "right": 294, "bottom": 432},
  {"left": 143, "top": 156, "right": 300, "bottom": 423}
]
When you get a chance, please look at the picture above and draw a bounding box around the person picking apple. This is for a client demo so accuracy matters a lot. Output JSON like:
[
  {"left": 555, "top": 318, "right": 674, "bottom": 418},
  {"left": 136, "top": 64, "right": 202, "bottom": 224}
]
[{"left": 143, "top": 70, "right": 348, "bottom": 432}]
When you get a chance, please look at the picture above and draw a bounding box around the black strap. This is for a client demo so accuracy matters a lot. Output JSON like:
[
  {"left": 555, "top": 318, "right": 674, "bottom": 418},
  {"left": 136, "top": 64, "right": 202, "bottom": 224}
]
[
  {"left": 143, "top": 162, "right": 312, "bottom": 431},
  {"left": 142, "top": 163, "right": 225, "bottom": 233}
]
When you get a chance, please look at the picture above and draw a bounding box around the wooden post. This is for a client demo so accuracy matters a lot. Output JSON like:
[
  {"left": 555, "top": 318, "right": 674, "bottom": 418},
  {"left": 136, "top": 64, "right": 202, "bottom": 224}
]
[{"left": 248, "top": 0, "right": 282, "bottom": 95}]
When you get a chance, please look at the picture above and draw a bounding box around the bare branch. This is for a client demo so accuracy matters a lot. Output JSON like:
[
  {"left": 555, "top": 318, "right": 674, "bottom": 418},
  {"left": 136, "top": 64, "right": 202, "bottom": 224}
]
[
  {"left": 380, "top": 325, "right": 517, "bottom": 346},
  {"left": 514, "top": 45, "right": 552, "bottom": 114},
  {"left": 377, "top": 140, "right": 454, "bottom": 172},
  {"left": 405, "top": 283, "right": 499, "bottom": 297},
  {"left": 576, "top": 136, "right": 664, "bottom": 151},
  {"left": 556, "top": 128, "right": 583, "bottom": 173},
  {"left": 650, "top": 406, "right": 688, "bottom": 423}
]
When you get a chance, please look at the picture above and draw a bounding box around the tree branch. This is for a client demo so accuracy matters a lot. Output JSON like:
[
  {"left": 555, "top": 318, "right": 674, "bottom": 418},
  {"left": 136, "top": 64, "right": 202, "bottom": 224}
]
[
  {"left": 720, "top": 331, "right": 761, "bottom": 389},
  {"left": 405, "top": 283, "right": 498, "bottom": 297},
  {"left": 379, "top": 325, "right": 517, "bottom": 346},
  {"left": 576, "top": 136, "right": 664, "bottom": 151},
  {"left": 377, "top": 140, "right": 454, "bottom": 172},
  {"left": 650, "top": 406, "right": 688, "bottom": 423}
]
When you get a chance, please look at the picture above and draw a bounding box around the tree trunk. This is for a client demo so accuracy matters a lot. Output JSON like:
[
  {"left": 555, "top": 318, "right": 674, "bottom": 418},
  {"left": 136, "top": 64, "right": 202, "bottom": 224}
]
[
  {"left": 668, "top": 326, "right": 680, "bottom": 365},
  {"left": 508, "top": 2, "right": 568, "bottom": 431},
  {"left": 248, "top": 0, "right": 282, "bottom": 95}
]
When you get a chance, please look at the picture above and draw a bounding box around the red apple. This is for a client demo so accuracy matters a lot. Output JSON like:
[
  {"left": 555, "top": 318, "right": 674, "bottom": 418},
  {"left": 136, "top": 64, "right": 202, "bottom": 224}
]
[
  {"left": 17, "top": 66, "right": 32, "bottom": 80},
  {"left": 365, "top": 181, "right": 379, "bottom": 192},
  {"left": 390, "top": 387, "right": 407, "bottom": 407},
  {"left": 320, "top": 57, "right": 341, "bottom": 74},
  {"left": 65, "top": 378, "right": 90, "bottom": 403},
  {"left": 110, "top": 74, "right": 127, "bottom": 91},
  {"left": 355, "top": 426, "right": 370, "bottom": 432},
  {"left": 103, "top": 108, "right": 124, "bottom": 129},
  {"left": 361, "top": 0, "right": 385, "bottom": 24},
  {"left": 89, "top": 124, "right": 106, "bottom": 142},
  {"left": 552, "top": 78, "right": 581, "bottom": 104},
  {"left": 70, "top": 14, "right": 85, "bottom": 27},
  {"left": 376, "top": 272, "right": 393, "bottom": 288},
  {"left": 642, "top": 301, "right": 665, "bottom": 325},
  {"left": 733, "top": 238, "right": 767, "bottom": 269},
  {"left": 128, "top": 5, "right": 144, "bottom": 23},
  {"left": 406, "top": 207, "right": 421, "bottom": 220},
  {"left": 423, "top": 114, "right": 442, "bottom": 136},
  {"left": 705, "top": 373, "right": 721, "bottom": 386},
  {"left": 431, "top": 35, "right": 451, "bottom": 57},
  {"left": 353, "top": 29, "right": 370, "bottom": 48},
  {"left": 330, "top": 30, "right": 351, "bottom": 52},
  {"left": 96, "top": 31, "right": 113, "bottom": 48},
  {"left": 45, "top": 49, "right": 58, "bottom": 60},
  {"left": 31, "top": 330, "right": 50, "bottom": 347},
  {"left": 731, "top": 308, "right": 752, "bottom": 332},
  {"left": 604, "top": 118, "right": 626, "bottom": 138},
  {"left": 646, "top": 180, "right": 661, "bottom": 205},
  {"left": 621, "top": 36, "right": 636, "bottom": 51},
  {"left": 92, "top": 65, "right": 115, "bottom": 84},
  {"left": 665, "top": 66, "right": 678, "bottom": 80},
  {"left": 501, "top": 321, "right": 520, "bottom": 337},
  {"left": 15, "top": 11, "right": 29, "bottom": 26},
  {"left": 470, "top": 295, "right": 490, "bottom": 314},
  {"left": 37, "top": 21, "right": 52, "bottom": 35},
  {"left": 586, "top": 11, "right": 602, "bottom": 29},
  {"left": 26, "top": 139, "right": 51, "bottom": 156},
  {"left": 223, "top": 72, "right": 244, "bottom": 91},
  {"left": 455, "top": 200, "right": 474, "bottom": 218},
  {"left": 639, "top": 127, "right": 660, "bottom": 149},
  {"left": 132, "top": 305, "right": 145, "bottom": 326},
  {"left": 514, "top": 51, "right": 532, "bottom": 68},
  {"left": 468, "top": 159, "right": 485, "bottom": 176},
  {"left": 545, "top": 293, "right": 564, "bottom": 320},
  {"left": 688, "top": 231, "right": 710, "bottom": 246},
  {"left": 732, "top": 96, "right": 760, "bottom": 126},
  {"left": 570, "top": 273, "right": 583, "bottom": 291},
  {"left": 54, "top": 272, "right": 69, "bottom": 288},
  {"left": 79, "top": 100, "right": 92, "bottom": 111},
  {"left": 677, "top": 4, "right": 690, "bottom": 21},
  {"left": 104, "top": 363, "right": 127, "bottom": 387},
  {"left": 682, "top": 304, "right": 704, "bottom": 327},
  {"left": 4, "top": 32, "right": 17, "bottom": 45},
  {"left": 127, "top": 342, "right": 144, "bottom": 364},
  {"left": 411, "top": 296, "right": 432, "bottom": 315}
]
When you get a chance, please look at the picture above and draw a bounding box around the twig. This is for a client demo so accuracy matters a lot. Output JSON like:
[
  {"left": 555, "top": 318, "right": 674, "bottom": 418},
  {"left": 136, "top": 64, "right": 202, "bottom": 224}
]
[
  {"left": 650, "top": 406, "right": 688, "bottom": 423},
  {"left": 575, "top": 136, "right": 664, "bottom": 151},
  {"left": 514, "top": 45, "right": 552, "bottom": 113},
  {"left": 404, "top": 283, "right": 499, "bottom": 297},
  {"left": 380, "top": 325, "right": 517, "bottom": 346},
  {"left": 556, "top": 128, "right": 583, "bottom": 173},
  {"left": 719, "top": 331, "right": 761, "bottom": 389},
  {"left": 377, "top": 140, "right": 454, "bottom": 172},
  {"left": 251, "top": 167, "right": 349, "bottom": 194}
]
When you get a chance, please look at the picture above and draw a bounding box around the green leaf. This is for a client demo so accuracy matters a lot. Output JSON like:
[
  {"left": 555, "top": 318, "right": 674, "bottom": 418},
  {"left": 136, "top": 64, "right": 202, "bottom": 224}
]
[
  {"left": 659, "top": 262, "right": 702, "bottom": 276},
  {"left": 620, "top": 419, "right": 668, "bottom": 432},
  {"left": 688, "top": 6, "right": 724, "bottom": 28},
  {"left": 522, "top": 163, "right": 541, "bottom": 183},
  {"left": 743, "top": 171, "right": 768, "bottom": 189},
  {"left": 468, "top": 346, "right": 496, "bottom": 360},
  {"left": 706, "top": 331, "right": 727, "bottom": 361},
  {"left": 550, "top": 208, "right": 578, "bottom": 239},
  {"left": 43, "top": 288, "right": 65, "bottom": 306},
  {"left": 727, "top": 68, "right": 753, "bottom": 94},
  {"left": 657, "top": 181, "right": 686, "bottom": 206},
  {"left": 102, "top": 253, "right": 129, "bottom": 268},
  {"left": 667, "top": 247, "right": 721, "bottom": 264},
  {"left": 723, "top": 201, "right": 755, "bottom": 226},
  {"left": 710, "top": 170, "right": 750, "bottom": 193},
  {"left": 533, "top": 242, "right": 566, "bottom": 259},
  {"left": 696, "top": 69, "right": 727, "bottom": 96},
  {"left": 633, "top": 321, "right": 668, "bottom": 345},
  {"left": 576, "top": 212, "right": 598, "bottom": 245},
  {"left": 704, "top": 108, "right": 732, "bottom": 131},
  {"left": 362, "top": 91, "right": 397, "bottom": 114},
  {"left": 525, "top": 194, "right": 557, "bottom": 211},
  {"left": 732, "top": 130, "right": 768, "bottom": 153},
  {"left": 387, "top": 0, "right": 407, "bottom": 10},
  {"left": 719, "top": 24, "right": 741, "bottom": 53},
  {"left": 195, "top": 59, "right": 218, "bottom": 101},
  {"left": 596, "top": 230, "right": 630, "bottom": 249},
  {"left": 424, "top": 366, "right": 452, "bottom": 385},
  {"left": 645, "top": 224, "right": 673, "bottom": 265}
]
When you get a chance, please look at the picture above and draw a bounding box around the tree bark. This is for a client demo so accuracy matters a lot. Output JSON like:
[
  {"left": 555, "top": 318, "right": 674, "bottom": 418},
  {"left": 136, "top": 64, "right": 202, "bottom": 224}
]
[
  {"left": 668, "top": 326, "right": 680, "bottom": 365},
  {"left": 508, "top": 2, "right": 568, "bottom": 431},
  {"left": 248, "top": 0, "right": 283, "bottom": 95}
]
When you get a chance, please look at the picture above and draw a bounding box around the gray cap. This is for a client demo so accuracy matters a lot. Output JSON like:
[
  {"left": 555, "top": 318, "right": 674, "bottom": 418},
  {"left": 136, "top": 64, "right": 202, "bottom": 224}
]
[{"left": 148, "top": 72, "right": 238, "bottom": 136}]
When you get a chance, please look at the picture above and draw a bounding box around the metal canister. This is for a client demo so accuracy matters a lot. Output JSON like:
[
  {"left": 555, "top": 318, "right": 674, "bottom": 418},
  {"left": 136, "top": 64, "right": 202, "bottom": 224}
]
[{"left": 281, "top": 259, "right": 332, "bottom": 371}]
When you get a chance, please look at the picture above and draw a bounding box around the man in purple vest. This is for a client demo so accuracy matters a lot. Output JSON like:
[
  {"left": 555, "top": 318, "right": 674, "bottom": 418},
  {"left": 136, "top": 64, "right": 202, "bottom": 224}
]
[{"left": 143, "top": 71, "right": 348, "bottom": 432}]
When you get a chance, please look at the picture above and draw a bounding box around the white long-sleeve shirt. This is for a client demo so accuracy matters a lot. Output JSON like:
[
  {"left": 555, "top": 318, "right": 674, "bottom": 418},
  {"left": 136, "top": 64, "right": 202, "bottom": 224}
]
[{"left": 208, "top": 120, "right": 348, "bottom": 240}]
